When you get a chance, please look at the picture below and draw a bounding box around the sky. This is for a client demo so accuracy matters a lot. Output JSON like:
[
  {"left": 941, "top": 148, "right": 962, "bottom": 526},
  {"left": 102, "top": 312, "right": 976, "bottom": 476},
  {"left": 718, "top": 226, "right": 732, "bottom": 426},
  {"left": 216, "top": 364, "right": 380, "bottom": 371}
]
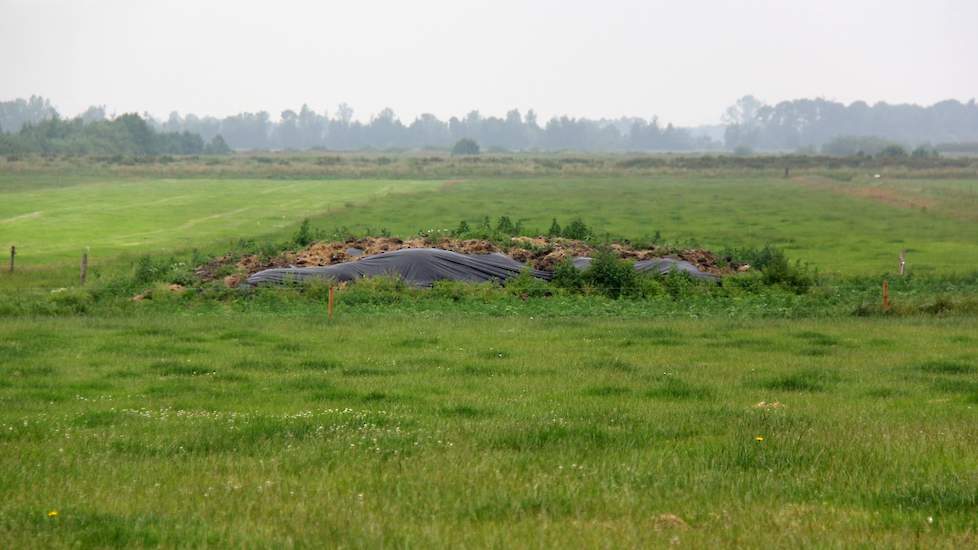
[{"left": 1, "top": 0, "right": 976, "bottom": 126}]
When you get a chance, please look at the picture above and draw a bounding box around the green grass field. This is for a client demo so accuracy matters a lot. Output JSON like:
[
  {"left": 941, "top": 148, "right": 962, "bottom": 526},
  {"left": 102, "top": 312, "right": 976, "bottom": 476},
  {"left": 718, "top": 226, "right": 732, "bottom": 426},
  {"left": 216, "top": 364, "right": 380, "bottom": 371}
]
[
  {"left": 2, "top": 315, "right": 977, "bottom": 547},
  {"left": 314, "top": 175, "right": 978, "bottom": 276},
  {"left": 4, "top": 173, "right": 977, "bottom": 280},
  {"left": 2, "top": 165, "right": 978, "bottom": 547},
  {"left": 0, "top": 176, "right": 438, "bottom": 287}
]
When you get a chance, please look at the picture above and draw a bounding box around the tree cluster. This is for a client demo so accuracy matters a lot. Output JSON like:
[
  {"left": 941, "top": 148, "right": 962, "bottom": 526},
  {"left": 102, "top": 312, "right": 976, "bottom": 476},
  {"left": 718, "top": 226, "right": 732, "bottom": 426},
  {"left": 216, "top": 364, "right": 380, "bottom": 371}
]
[
  {"left": 0, "top": 112, "right": 230, "bottom": 156},
  {"left": 723, "top": 96, "right": 978, "bottom": 152}
]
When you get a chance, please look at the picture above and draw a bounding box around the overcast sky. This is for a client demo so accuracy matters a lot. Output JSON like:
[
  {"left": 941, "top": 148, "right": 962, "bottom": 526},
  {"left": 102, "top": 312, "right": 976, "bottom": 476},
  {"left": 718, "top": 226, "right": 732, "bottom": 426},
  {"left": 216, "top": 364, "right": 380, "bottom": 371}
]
[{"left": 1, "top": 0, "right": 975, "bottom": 126}]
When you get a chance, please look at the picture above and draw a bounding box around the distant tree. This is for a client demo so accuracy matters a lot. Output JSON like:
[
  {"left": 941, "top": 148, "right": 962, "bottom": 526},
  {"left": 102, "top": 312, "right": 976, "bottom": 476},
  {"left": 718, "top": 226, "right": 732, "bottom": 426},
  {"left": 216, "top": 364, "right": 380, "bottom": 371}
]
[
  {"left": 911, "top": 145, "right": 937, "bottom": 159},
  {"left": 0, "top": 95, "right": 57, "bottom": 133},
  {"left": 723, "top": 95, "right": 764, "bottom": 149},
  {"left": 205, "top": 134, "right": 232, "bottom": 155},
  {"left": 878, "top": 144, "right": 908, "bottom": 158},
  {"left": 277, "top": 109, "right": 301, "bottom": 149},
  {"left": 80, "top": 105, "right": 107, "bottom": 124},
  {"left": 452, "top": 138, "right": 480, "bottom": 155}
]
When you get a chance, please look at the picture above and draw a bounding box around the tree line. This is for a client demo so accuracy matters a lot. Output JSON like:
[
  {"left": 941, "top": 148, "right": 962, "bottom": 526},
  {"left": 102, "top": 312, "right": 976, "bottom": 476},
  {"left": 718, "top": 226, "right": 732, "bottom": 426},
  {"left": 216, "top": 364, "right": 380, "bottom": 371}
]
[
  {"left": 723, "top": 96, "right": 978, "bottom": 152},
  {"left": 0, "top": 97, "right": 717, "bottom": 153},
  {"left": 154, "top": 105, "right": 718, "bottom": 152},
  {"left": 2, "top": 94, "right": 978, "bottom": 154},
  {"left": 0, "top": 105, "right": 230, "bottom": 156}
]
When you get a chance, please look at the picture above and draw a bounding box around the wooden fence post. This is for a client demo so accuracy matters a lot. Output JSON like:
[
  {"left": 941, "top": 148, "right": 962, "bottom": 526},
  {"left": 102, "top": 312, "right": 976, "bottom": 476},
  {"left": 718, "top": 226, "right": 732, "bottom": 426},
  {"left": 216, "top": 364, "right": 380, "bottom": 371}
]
[
  {"left": 899, "top": 250, "right": 906, "bottom": 276},
  {"left": 328, "top": 286, "right": 334, "bottom": 320},
  {"left": 882, "top": 280, "right": 890, "bottom": 311},
  {"left": 80, "top": 252, "right": 88, "bottom": 285},
  {"left": 8, "top": 245, "right": 13, "bottom": 273}
]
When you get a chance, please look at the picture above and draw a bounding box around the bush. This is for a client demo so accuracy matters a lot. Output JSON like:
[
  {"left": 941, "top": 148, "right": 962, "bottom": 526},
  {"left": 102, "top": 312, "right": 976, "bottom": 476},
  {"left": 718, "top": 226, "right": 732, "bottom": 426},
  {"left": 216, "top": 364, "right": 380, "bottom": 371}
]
[
  {"left": 879, "top": 144, "right": 907, "bottom": 158},
  {"left": 292, "top": 218, "right": 314, "bottom": 247},
  {"left": 133, "top": 255, "right": 171, "bottom": 285},
  {"left": 547, "top": 218, "right": 562, "bottom": 237},
  {"left": 338, "top": 276, "right": 409, "bottom": 305},
  {"left": 451, "top": 138, "right": 480, "bottom": 156},
  {"left": 582, "top": 250, "right": 638, "bottom": 298},
  {"left": 506, "top": 270, "right": 553, "bottom": 298},
  {"left": 636, "top": 275, "right": 666, "bottom": 298},
  {"left": 131, "top": 255, "right": 194, "bottom": 287},
  {"left": 911, "top": 145, "right": 938, "bottom": 159},
  {"left": 720, "top": 245, "right": 814, "bottom": 294},
  {"left": 551, "top": 259, "right": 584, "bottom": 292},
  {"left": 562, "top": 218, "right": 591, "bottom": 240},
  {"left": 661, "top": 269, "right": 695, "bottom": 299},
  {"left": 48, "top": 288, "right": 94, "bottom": 314},
  {"left": 430, "top": 280, "right": 499, "bottom": 303}
]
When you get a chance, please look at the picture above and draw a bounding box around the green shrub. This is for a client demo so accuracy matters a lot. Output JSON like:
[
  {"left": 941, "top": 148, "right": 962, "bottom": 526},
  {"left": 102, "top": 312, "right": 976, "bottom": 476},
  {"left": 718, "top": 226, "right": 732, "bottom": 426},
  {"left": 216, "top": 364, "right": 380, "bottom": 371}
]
[
  {"left": 551, "top": 259, "right": 584, "bottom": 292},
  {"left": 48, "top": 288, "right": 94, "bottom": 314},
  {"left": 131, "top": 255, "right": 195, "bottom": 287},
  {"left": 662, "top": 269, "right": 695, "bottom": 299},
  {"left": 338, "top": 276, "right": 409, "bottom": 306},
  {"left": 582, "top": 250, "right": 637, "bottom": 298},
  {"left": 495, "top": 216, "right": 515, "bottom": 235},
  {"left": 301, "top": 278, "right": 336, "bottom": 302},
  {"left": 547, "top": 218, "right": 562, "bottom": 237},
  {"left": 562, "top": 218, "right": 591, "bottom": 240},
  {"left": 292, "top": 218, "right": 314, "bottom": 247},
  {"left": 451, "top": 138, "right": 480, "bottom": 156},
  {"left": 453, "top": 220, "right": 471, "bottom": 236},
  {"left": 506, "top": 270, "right": 553, "bottom": 298},
  {"left": 722, "top": 245, "right": 814, "bottom": 294},
  {"left": 430, "top": 280, "right": 499, "bottom": 302},
  {"left": 636, "top": 275, "right": 666, "bottom": 298},
  {"left": 132, "top": 255, "right": 168, "bottom": 285}
]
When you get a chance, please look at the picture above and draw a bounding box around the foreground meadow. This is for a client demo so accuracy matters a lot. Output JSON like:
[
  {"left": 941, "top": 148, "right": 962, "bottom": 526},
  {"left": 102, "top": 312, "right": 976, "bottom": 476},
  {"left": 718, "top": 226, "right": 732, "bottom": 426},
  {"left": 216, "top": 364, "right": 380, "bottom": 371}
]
[{"left": 1, "top": 315, "right": 977, "bottom": 547}]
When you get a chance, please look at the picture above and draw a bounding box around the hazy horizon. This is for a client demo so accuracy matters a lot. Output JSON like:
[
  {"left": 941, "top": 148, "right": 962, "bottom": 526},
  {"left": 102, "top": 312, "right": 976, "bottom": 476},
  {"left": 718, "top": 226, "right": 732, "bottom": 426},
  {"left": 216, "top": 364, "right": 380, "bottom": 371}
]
[{"left": 2, "top": 0, "right": 976, "bottom": 126}]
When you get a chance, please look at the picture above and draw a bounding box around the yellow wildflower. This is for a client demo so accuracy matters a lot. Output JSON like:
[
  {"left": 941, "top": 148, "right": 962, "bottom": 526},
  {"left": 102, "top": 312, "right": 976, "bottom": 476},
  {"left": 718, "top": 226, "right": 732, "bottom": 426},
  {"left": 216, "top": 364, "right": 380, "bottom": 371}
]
[
  {"left": 754, "top": 435, "right": 764, "bottom": 442},
  {"left": 47, "top": 510, "right": 59, "bottom": 518}
]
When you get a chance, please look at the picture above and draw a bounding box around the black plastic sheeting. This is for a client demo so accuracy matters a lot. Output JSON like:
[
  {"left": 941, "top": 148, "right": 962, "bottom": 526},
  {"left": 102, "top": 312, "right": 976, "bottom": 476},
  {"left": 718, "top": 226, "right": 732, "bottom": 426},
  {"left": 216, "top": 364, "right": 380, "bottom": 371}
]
[
  {"left": 572, "top": 256, "right": 718, "bottom": 281},
  {"left": 247, "top": 248, "right": 551, "bottom": 287},
  {"left": 246, "top": 247, "right": 718, "bottom": 287}
]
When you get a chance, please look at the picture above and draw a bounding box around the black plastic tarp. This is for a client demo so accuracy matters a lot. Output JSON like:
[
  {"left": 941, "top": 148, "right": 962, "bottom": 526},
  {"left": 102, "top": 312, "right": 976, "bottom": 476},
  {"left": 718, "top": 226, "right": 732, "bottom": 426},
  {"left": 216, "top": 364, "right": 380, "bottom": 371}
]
[
  {"left": 246, "top": 248, "right": 551, "bottom": 287},
  {"left": 571, "top": 256, "right": 718, "bottom": 281},
  {"left": 246, "top": 248, "right": 718, "bottom": 287}
]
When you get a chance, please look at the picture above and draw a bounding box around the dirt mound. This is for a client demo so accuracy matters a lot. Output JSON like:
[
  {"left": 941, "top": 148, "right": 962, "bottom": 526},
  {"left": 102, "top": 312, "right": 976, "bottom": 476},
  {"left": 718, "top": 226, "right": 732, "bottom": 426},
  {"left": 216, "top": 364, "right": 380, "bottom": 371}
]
[
  {"left": 196, "top": 235, "right": 739, "bottom": 285},
  {"left": 290, "top": 237, "right": 499, "bottom": 267}
]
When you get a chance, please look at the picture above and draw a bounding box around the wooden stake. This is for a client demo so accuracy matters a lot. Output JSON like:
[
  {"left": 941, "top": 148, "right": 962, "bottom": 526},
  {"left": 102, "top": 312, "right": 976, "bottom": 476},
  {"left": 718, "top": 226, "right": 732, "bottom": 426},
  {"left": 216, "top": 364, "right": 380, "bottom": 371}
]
[
  {"left": 328, "top": 286, "right": 334, "bottom": 320},
  {"left": 898, "top": 250, "right": 906, "bottom": 276},
  {"left": 80, "top": 252, "right": 88, "bottom": 285},
  {"left": 882, "top": 280, "right": 890, "bottom": 311},
  {"left": 8, "top": 245, "right": 13, "bottom": 273}
]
